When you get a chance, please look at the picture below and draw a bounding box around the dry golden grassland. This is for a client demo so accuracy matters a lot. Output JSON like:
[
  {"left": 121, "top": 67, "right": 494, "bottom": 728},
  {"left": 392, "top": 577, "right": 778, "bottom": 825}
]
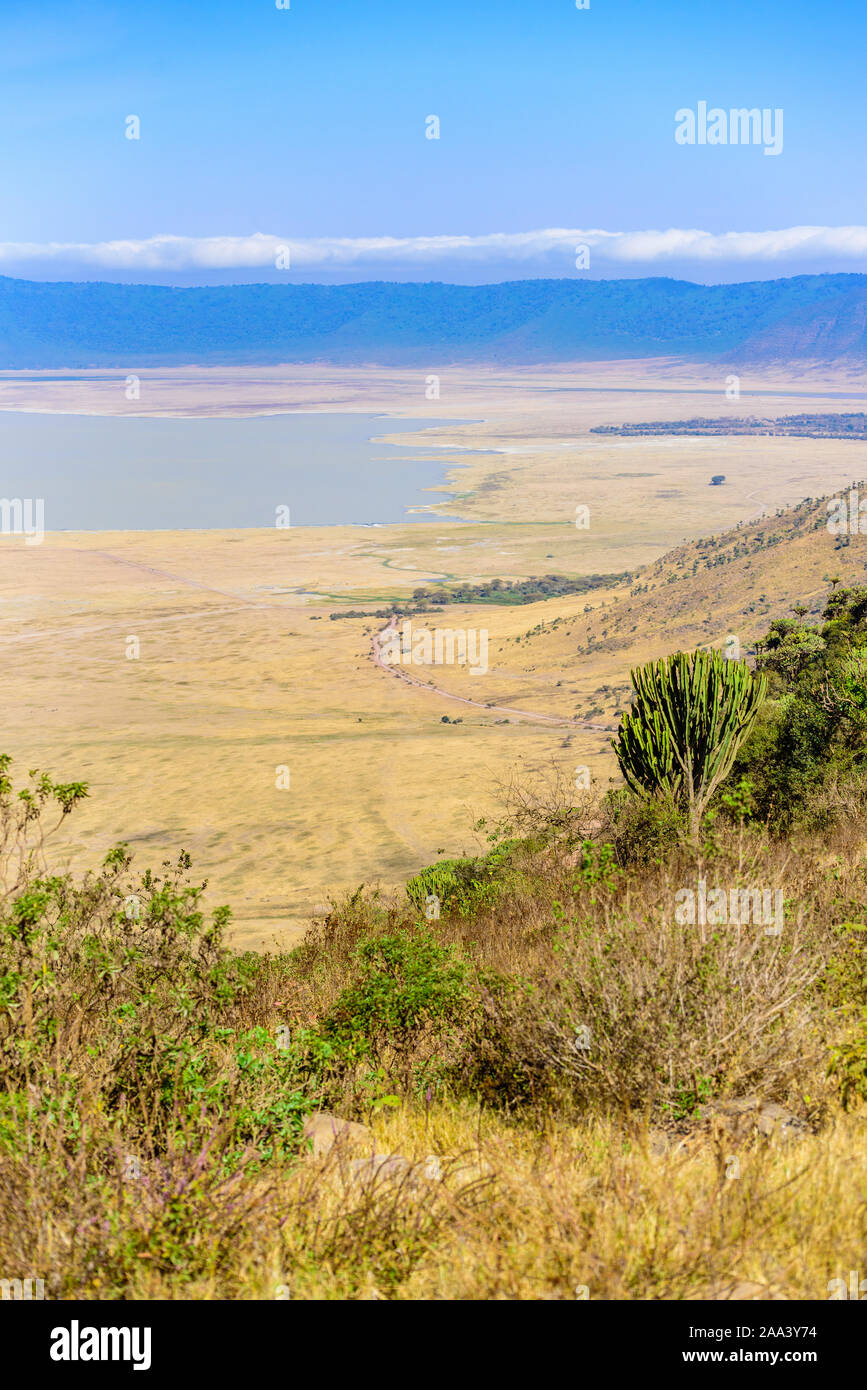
[
  {"left": 15, "top": 1098, "right": 866, "bottom": 1301},
  {"left": 279, "top": 1106, "right": 867, "bottom": 1303},
  {"left": 2, "top": 361, "right": 866, "bottom": 948}
]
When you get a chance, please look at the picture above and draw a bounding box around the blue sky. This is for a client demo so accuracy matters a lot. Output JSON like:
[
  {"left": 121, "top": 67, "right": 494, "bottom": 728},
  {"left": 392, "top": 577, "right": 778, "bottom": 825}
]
[{"left": 1, "top": 0, "right": 865, "bottom": 283}]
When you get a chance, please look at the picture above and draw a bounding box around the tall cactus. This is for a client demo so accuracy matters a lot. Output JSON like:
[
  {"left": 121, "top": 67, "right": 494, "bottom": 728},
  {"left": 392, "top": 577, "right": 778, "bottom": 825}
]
[{"left": 613, "top": 649, "right": 766, "bottom": 842}]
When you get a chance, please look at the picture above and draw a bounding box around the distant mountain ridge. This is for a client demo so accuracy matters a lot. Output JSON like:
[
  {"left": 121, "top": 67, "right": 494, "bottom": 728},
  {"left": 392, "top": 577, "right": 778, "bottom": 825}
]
[{"left": 2, "top": 272, "right": 867, "bottom": 367}]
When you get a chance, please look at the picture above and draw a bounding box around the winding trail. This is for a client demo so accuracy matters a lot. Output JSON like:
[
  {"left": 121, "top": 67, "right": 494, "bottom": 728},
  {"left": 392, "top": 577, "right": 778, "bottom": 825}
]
[{"left": 371, "top": 617, "right": 616, "bottom": 733}]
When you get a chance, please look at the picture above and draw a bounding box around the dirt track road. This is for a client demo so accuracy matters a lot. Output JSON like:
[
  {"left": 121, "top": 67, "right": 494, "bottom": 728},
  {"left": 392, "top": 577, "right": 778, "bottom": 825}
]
[{"left": 371, "top": 618, "right": 616, "bottom": 733}]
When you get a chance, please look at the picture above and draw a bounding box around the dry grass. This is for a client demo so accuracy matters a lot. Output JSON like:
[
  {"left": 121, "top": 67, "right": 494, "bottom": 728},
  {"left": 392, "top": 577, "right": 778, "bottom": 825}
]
[{"left": 6, "top": 1100, "right": 864, "bottom": 1301}]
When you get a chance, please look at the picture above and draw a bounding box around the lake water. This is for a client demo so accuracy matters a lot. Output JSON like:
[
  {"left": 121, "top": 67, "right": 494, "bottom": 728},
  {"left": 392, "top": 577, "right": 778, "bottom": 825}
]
[{"left": 0, "top": 412, "right": 471, "bottom": 529}]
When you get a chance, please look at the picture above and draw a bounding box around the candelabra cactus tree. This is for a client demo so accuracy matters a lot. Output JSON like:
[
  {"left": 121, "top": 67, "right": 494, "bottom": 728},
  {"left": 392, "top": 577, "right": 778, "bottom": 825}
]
[{"left": 613, "top": 649, "right": 767, "bottom": 843}]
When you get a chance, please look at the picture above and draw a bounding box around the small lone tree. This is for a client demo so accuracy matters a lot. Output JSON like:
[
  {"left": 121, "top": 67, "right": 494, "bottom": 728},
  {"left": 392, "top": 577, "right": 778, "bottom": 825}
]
[{"left": 612, "top": 649, "right": 766, "bottom": 843}]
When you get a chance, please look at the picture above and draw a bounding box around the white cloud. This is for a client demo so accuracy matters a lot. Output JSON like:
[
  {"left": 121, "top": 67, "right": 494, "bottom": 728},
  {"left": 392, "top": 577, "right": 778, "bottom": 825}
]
[{"left": 0, "top": 227, "right": 866, "bottom": 270}]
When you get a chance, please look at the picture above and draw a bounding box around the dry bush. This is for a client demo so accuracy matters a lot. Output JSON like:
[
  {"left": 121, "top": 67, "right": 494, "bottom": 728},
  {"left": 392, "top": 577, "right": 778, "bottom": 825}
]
[{"left": 283, "top": 795, "right": 867, "bottom": 1124}]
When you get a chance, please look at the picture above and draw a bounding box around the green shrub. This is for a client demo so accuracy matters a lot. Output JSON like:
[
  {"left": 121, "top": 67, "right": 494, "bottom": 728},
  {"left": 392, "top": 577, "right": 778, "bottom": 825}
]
[
  {"left": 406, "top": 840, "right": 523, "bottom": 918},
  {"left": 603, "top": 790, "right": 685, "bottom": 867},
  {"left": 320, "top": 928, "right": 473, "bottom": 1090},
  {"left": 0, "top": 755, "right": 315, "bottom": 1169},
  {"left": 731, "top": 587, "right": 867, "bottom": 832},
  {"left": 829, "top": 1011, "right": 867, "bottom": 1110}
]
